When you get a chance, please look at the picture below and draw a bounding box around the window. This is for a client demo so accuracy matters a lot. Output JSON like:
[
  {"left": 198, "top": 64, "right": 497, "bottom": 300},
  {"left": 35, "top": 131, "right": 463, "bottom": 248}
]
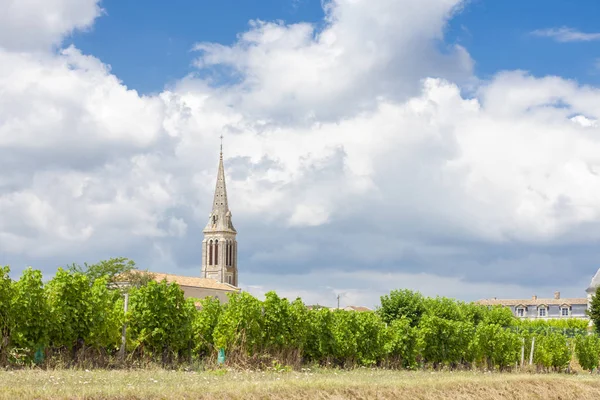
[
  {"left": 227, "top": 275, "right": 233, "bottom": 285},
  {"left": 215, "top": 240, "right": 219, "bottom": 264},
  {"left": 561, "top": 307, "right": 570, "bottom": 317},
  {"left": 208, "top": 240, "right": 213, "bottom": 266},
  {"left": 538, "top": 307, "right": 547, "bottom": 317},
  {"left": 516, "top": 308, "right": 525, "bottom": 317}
]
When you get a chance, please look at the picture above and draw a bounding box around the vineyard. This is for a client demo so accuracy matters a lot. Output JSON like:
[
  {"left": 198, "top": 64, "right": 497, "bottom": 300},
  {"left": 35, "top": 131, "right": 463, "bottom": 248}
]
[{"left": 1, "top": 259, "right": 599, "bottom": 372}]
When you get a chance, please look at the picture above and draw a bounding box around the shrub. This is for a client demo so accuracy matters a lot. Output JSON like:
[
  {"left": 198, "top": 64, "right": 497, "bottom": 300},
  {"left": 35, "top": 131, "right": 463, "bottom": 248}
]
[{"left": 575, "top": 334, "right": 600, "bottom": 372}]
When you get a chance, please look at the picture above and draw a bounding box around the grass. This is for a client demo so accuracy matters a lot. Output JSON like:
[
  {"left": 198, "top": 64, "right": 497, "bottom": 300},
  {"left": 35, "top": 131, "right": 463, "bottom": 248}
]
[{"left": 2, "top": 368, "right": 600, "bottom": 399}]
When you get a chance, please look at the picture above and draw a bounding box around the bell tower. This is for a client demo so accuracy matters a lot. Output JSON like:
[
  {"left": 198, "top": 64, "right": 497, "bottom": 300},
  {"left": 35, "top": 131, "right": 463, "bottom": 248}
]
[{"left": 201, "top": 139, "right": 238, "bottom": 286}]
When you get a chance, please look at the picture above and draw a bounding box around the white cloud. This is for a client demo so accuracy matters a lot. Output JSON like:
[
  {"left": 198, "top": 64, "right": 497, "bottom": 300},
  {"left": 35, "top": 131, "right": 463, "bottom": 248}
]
[
  {"left": 3, "top": 0, "right": 600, "bottom": 300},
  {"left": 0, "top": 0, "right": 103, "bottom": 51},
  {"left": 531, "top": 27, "right": 600, "bottom": 43},
  {"left": 192, "top": 0, "right": 473, "bottom": 121}
]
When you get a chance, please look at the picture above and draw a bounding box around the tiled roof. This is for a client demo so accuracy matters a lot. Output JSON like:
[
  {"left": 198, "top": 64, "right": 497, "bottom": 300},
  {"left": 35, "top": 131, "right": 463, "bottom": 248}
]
[
  {"left": 475, "top": 297, "right": 587, "bottom": 306},
  {"left": 343, "top": 306, "right": 372, "bottom": 312},
  {"left": 151, "top": 272, "right": 240, "bottom": 292},
  {"left": 117, "top": 271, "right": 239, "bottom": 292}
]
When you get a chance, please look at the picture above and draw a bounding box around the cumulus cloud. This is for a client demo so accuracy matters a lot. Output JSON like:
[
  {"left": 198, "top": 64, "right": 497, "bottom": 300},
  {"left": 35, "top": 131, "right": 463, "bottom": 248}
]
[
  {"left": 3, "top": 0, "right": 600, "bottom": 302},
  {"left": 192, "top": 0, "right": 473, "bottom": 121},
  {"left": 0, "top": 0, "right": 103, "bottom": 51},
  {"left": 531, "top": 27, "right": 600, "bottom": 43}
]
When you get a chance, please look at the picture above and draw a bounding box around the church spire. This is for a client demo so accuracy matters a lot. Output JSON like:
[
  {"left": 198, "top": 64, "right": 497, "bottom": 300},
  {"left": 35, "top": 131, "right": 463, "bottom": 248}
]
[
  {"left": 205, "top": 137, "right": 235, "bottom": 233},
  {"left": 212, "top": 136, "right": 229, "bottom": 213},
  {"left": 202, "top": 136, "right": 238, "bottom": 286}
]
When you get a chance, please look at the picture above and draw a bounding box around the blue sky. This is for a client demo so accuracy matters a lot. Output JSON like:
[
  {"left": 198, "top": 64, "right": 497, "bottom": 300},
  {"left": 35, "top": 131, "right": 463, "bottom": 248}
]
[
  {"left": 4, "top": 0, "right": 600, "bottom": 307},
  {"left": 69, "top": 0, "right": 600, "bottom": 94}
]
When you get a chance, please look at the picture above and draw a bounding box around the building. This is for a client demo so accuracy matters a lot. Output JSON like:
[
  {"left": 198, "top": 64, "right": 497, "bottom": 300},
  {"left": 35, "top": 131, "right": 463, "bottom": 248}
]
[
  {"left": 201, "top": 143, "right": 239, "bottom": 286},
  {"left": 475, "top": 292, "right": 588, "bottom": 320},
  {"left": 475, "top": 267, "right": 600, "bottom": 320},
  {"left": 149, "top": 272, "right": 239, "bottom": 303},
  {"left": 120, "top": 145, "right": 240, "bottom": 303}
]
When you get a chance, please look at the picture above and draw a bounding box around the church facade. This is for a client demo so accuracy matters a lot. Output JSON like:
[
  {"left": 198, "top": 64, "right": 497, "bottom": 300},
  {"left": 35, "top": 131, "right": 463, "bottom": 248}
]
[{"left": 201, "top": 147, "right": 239, "bottom": 287}]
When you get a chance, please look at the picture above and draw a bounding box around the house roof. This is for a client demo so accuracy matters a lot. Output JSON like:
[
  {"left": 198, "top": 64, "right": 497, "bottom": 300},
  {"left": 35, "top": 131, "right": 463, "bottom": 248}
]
[
  {"left": 475, "top": 297, "right": 588, "bottom": 306},
  {"left": 116, "top": 271, "right": 240, "bottom": 292},
  {"left": 343, "top": 306, "right": 372, "bottom": 312},
  {"left": 151, "top": 272, "right": 240, "bottom": 292}
]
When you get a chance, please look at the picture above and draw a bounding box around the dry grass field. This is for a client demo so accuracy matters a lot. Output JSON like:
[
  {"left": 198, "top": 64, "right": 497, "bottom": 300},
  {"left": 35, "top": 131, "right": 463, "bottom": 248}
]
[{"left": 2, "top": 368, "right": 600, "bottom": 400}]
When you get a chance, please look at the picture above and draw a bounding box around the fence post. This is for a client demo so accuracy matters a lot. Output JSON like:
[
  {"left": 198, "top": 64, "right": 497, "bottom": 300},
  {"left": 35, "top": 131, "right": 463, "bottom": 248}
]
[{"left": 529, "top": 336, "right": 535, "bottom": 365}]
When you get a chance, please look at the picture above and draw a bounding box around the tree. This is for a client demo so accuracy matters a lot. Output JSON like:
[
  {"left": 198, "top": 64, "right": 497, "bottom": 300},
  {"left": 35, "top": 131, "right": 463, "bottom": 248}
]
[
  {"left": 575, "top": 334, "right": 600, "bottom": 372},
  {"left": 128, "top": 280, "right": 196, "bottom": 358},
  {"left": 588, "top": 287, "right": 600, "bottom": 334},
  {"left": 0, "top": 266, "right": 14, "bottom": 364},
  {"left": 192, "top": 296, "right": 222, "bottom": 357},
  {"left": 471, "top": 323, "right": 520, "bottom": 370},
  {"left": 68, "top": 257, "right": 141, "bottom": 285},
  {"left": 11, "top": 268, "right": 49, "bottom": 351},
  {"left": 213, "top": 292, "right": 262, "bottom": 354},
  {"left": 384, "top": 317, "right": 417, "bottom": 368},
  {"left": 45, "top": 269, "right": 94, "bottom": 351},
  {"left": 377, "top": 289, "right": 426, "bottom": 326}
]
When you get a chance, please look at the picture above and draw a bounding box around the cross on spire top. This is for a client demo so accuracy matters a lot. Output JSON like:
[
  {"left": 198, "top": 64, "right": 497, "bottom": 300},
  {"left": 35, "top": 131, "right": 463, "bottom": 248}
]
[{"left": 220, "top": 134, "right": 223, "bottom": 155}]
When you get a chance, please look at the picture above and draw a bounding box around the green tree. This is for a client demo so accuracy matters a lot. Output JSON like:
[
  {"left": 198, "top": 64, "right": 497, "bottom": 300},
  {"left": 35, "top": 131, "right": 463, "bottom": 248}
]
[
  {"left": 11, "top": 268, "right": 49, "bottom": 352},
  {"left": 534, "top": 333, "right": 572, "bottom": 371},
  {"left": 68, "top": 257, "right": 139, "bottom": 285},
  {"left": 87, "top": 276, "right": 123, "bottom": 350},
  {"left": 423, "top": 297, "right": 465, "bottom": 321},
  {"left": 45, "top": 269, "right": 94, "bottom": 351},
  {"left": 483, "top": 306, "right": 516, "bottom": 328},
  {"left": 0, "top": 266, "right": 14, "bottom": 364},
  {"left": 212, "top": 292, "right": 262, "bottom": 354},
  {"left": 128, "top": 280, "right": 196, "bottom": 358},
  {"left": 384, "top": 317, "right": 417, "bottom": 368},
  {"left": 575, "top": 334, "right": 600, "bottom": 372},
  {"left": 377, "top": 289, "right": 426, "bottom": 326},
  {"left": 192, "top": 296, "right": 222, "bottom": 357},
  {"left": 304, "top": 307, "right": 335, "bottom": 362},
  {"left": 588, "top": 287, "right": 600, "bottom": 334},
  {"left": 417, "top": 315, "right": 475, "bottom": 367},
  {"left": 471, "top": 323, "right": 520, "bottom": 370}
]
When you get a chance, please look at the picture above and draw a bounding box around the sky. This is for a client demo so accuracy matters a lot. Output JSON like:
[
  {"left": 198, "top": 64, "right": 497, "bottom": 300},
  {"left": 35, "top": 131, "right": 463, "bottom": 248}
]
[{"left": 2, "top": 0, "right": 600, "bottom": 308}]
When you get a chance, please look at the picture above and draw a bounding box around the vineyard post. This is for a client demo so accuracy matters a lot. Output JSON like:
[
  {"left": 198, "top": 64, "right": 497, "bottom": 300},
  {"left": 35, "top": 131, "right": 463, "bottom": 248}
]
[
  {"left": 529, "top": 336, "right": 535, "bottom": 365},
  {"left": 119, "top": 292, "right": 129, "bottom": 361},
  {"left": 520, "top": 337, "right": 525, "bottom": 367}
]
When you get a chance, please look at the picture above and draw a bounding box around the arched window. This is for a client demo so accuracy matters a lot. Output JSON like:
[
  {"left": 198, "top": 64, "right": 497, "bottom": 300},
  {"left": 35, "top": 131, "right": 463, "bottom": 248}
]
[
  {"left": 215, "top": 240, "right": 219, "bottom": 265},
  {"left": 208, "top": 240, "right": 213, "bottom": 266},
  {"left": 230, "top": 241, "right": 233, "bottom": 266},
  {"left": 232, "top": 241, "right": 236, "bottom": 267},
  {"left": 227, "top": 241, "right": 231, "bottom": 266}
]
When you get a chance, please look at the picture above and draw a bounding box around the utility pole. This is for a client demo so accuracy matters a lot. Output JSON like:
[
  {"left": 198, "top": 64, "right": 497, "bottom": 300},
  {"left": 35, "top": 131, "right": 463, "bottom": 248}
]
[{"left": 337, "top": 294, "right": 340, "bottom": 309}]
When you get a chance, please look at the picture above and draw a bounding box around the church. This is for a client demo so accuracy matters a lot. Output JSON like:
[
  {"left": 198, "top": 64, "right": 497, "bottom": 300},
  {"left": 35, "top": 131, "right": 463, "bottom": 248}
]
[{"left": 144, "top": 145, "right": 241, "bottom": 303}]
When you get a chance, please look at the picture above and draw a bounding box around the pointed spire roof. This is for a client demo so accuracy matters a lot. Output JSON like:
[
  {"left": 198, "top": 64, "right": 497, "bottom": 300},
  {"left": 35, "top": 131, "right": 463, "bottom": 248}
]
[
  {"left": 204, "top": 137, "right": 236, "bottom": 233},
  {"left": 212, "top": 150, "right": 229, "bottom": 212}
]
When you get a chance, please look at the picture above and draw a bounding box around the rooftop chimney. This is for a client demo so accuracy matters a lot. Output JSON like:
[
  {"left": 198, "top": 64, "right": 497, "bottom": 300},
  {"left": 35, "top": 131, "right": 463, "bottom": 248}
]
[
  {"left": 554, "top": 291, "right": 560, "bottom": 300},
  {"left": 532, "top": 295, "right": 537, "bottom": 301}
]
